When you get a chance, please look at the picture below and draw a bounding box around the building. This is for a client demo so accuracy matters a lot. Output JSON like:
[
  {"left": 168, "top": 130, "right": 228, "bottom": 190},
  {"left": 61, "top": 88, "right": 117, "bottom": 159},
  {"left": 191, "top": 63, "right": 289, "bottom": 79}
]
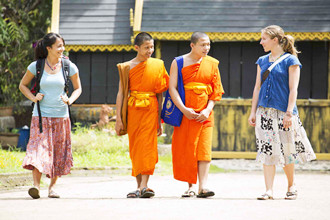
[{"left": 53, "top": 0, "right": 330, "bottom": 158}]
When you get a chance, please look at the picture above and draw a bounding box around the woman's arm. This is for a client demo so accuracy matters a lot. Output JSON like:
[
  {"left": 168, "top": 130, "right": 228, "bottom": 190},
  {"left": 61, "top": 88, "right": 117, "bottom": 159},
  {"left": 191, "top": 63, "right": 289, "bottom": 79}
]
[
  {"left": 287, "top": 65, "right": 300, "bottom": 113},
  {"left": 248, "top": 65, "right": 262, "bottom": 127},
  {"left": 283, "top": 65, "right": 300, "bottom": 129},
  {"left": 19, "top": 70, "right": 44, "bottom": 102},
  {"left": 66, "top": 72, "right": 82, "bottom": 105}
]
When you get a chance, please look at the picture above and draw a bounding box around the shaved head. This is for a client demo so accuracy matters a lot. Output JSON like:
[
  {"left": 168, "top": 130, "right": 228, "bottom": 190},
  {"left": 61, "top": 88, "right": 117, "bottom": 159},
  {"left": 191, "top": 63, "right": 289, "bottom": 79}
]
[
  {"left": 134, "top": 32, "right": 153, "bottom": 46},
  {"left": 191, "top": 32, "right": 209, "bottom": 44}
]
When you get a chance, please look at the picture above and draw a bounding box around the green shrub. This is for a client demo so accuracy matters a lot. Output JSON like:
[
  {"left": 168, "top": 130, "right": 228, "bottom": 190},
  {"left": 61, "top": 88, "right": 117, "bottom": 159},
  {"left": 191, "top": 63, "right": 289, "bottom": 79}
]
[{"left": 0, "top": 0, "right": 52, "bottom": 106}]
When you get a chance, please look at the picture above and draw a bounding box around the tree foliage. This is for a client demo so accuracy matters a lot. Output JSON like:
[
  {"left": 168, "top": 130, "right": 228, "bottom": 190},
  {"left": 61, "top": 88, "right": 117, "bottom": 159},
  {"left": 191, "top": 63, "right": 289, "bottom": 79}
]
[{"left": 0, "top": 0, "right": 52, "bottom": 105}]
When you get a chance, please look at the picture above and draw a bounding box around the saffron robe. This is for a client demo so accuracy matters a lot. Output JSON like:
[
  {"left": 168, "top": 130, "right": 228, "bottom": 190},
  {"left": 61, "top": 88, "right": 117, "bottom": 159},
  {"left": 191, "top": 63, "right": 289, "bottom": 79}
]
[
  {"left": 126, "top": 58, "right": 169, "bottom": 177},
  {"left": 172, "top": 55, "right": 224, "bottom": 184}
]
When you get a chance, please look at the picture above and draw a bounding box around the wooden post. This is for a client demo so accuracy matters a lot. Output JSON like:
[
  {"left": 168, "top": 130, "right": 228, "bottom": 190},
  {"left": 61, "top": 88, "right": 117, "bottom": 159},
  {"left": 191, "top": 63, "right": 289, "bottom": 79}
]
[
  {"left": 51, "top": 0, "right": 60, "bottom": 33},
  {"left": 133, "top": 0, "right": 144, "bottom": 32},
  {"left": 328, "top": 42, "right": 330, "bottom": 99},
  {"left": 155, "top": 41, "right": 161, "bottom": 59}
]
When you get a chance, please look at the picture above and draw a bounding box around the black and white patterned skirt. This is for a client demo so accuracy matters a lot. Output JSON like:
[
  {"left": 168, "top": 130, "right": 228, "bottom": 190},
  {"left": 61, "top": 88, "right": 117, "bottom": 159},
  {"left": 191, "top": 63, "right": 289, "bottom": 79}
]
[{"left": 255, "top": 107, "right": 316, "bottom": 166}]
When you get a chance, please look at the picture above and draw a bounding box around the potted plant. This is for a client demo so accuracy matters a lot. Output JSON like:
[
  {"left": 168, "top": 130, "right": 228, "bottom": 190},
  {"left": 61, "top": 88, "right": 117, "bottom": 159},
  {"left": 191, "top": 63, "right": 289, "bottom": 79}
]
[
  {"left": 0, "top": 106, "right": 13, "bottom": 117},
  {"left": 0, "top": 129, "right": 20, "bottom": 149}
]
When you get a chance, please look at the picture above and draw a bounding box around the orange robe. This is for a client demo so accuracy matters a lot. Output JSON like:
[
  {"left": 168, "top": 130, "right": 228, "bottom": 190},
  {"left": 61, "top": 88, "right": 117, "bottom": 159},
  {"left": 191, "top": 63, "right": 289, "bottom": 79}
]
[
  {"left": 127, "top": 58, "right": 169, "bottom": 177},
  {"left": 172, "top": 56, "right": 224, "bottom": 184}
]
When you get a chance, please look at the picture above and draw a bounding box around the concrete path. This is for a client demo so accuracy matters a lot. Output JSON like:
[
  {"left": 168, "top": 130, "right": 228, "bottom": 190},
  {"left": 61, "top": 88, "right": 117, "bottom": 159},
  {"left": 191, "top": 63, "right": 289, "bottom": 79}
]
[{"left": 0, "top": 171, "right": 329, "bottom": 220}]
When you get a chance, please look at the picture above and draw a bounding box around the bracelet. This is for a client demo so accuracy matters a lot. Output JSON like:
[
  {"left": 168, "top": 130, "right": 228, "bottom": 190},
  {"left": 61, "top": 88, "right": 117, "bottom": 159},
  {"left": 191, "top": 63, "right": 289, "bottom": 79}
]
[{"left": 285, "top": 111, "right": 293, "bottom": 117}]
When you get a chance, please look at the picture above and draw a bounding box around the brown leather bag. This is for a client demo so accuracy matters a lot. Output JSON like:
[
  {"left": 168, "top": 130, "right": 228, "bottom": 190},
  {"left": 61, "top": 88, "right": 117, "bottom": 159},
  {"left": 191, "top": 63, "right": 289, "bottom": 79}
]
[
  {"left": 117, "top": 62, "right": 130, "bottom": 135},
  {"left": 261, "top": 53, "right": 290, "bottom": 85}
]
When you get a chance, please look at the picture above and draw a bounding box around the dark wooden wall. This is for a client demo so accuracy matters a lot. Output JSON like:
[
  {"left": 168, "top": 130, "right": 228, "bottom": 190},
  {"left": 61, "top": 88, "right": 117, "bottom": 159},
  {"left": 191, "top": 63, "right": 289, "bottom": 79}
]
[
  {"left": 162, "top": 99, "right": 330, "bottom": 153},
  {"left": 69, "top": 41, "right": 328, "bottom": 104},
  {"left": 161, "top": 41, "right": 329, "bottom": 99},
  {"left": 69, "top": 51, "right": 135, "bottom": 104}
]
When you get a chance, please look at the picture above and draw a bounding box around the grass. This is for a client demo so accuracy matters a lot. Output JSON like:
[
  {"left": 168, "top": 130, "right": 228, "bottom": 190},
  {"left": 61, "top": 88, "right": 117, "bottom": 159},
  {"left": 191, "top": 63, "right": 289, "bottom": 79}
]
[
  {"left": 0, "top": 147, "right": 27, "bottom": 173},
  {"left": 71, "top": 123, "right": 131, "bottom": 168},
  {"left": 156, "top": 154, "right": 173, "bottom": 175},
  {"left": 0, "top": 124, "right": 227, "bottom": 175},
  {"left": 209, "top": 164, "right": 227, "bottom": 173}
]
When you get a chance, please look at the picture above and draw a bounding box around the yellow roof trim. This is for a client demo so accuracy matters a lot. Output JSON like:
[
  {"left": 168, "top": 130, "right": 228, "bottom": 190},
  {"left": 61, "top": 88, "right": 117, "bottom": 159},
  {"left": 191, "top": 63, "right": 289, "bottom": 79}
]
[
  {"left": 135, "top": 32, "right": 330, "bottom": 41},
  {"left": 50, "top": 0, "right": 60, "bottom": 33},
  {"left": 65, "top": 45, "right": 135, "bottom": 52}
]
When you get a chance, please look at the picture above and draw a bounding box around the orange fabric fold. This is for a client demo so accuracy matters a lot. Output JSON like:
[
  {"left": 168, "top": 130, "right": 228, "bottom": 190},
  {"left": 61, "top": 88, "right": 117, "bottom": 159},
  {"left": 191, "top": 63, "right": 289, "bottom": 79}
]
[
  {"left": 126, "top": 58, "right": 169, "bottom": 177},
  {"left": 172, "top": 56, "right": 224, "bottom": 184}
]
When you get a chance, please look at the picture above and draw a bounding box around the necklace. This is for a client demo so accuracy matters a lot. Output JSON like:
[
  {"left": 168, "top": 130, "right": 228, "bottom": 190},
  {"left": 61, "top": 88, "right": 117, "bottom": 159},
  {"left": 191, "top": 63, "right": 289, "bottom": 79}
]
[
  {"left": 46, "top": 59, "right": 61, "bottom": 71},
  {"left": 269, "top": 52, "right": 284, "bottom": 62}
]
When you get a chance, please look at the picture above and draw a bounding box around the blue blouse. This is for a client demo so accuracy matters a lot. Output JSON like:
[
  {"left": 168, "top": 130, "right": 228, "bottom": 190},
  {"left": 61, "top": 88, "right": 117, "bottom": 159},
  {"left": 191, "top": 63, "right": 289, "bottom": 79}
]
[{"left": 256, "top": 53, "right": 302, "bottom": 114}]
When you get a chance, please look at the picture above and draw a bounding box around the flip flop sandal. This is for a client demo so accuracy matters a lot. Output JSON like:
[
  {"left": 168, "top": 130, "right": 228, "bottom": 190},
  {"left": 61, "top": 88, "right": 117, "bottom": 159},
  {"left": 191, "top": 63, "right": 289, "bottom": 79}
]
[
  {"left": 285, "top": 191, "right": 297, "bottom": 200},
  {"left": 48, "top": 190, "right": 60, "bottom": 198},
  {"left": 197, "top": 189, "right": 215, "bottom": 198},
  {"left": 127, "top": 190, "right": 140, "bottom": 198},
  {"left": 28, "top": 187, "right": 40, "bottom": 199},
  {"left": 257, "top": 193, "right": 274, "bottom": 200},
  {"left": 182, "top": 190, "right": 196, "bottom": 198},
  {"left": 139, "top": 187, "right": 155, "bottom": 198}
]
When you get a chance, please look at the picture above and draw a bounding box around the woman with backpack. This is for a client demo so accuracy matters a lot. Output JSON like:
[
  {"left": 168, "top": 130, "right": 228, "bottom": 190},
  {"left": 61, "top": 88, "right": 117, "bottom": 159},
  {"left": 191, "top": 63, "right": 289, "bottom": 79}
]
[
  {"left": 19, "top": 32, "right": 82, "bottom": 199},
  {"left": 248, "top": 25, "right": 316, "bottom": 200}
]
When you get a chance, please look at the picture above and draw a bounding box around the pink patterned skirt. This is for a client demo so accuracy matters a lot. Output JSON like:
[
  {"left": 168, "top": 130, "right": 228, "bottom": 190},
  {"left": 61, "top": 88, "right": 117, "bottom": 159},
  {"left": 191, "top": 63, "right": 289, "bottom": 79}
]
[{"left": 22, "top": 116, "right": 73, "bottom": 178}]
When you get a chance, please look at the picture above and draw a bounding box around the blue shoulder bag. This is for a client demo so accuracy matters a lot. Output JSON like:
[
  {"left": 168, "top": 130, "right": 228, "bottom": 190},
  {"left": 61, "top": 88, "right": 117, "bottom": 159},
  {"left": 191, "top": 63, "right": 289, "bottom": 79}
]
[{"left": 161, "top": 56, "right": 185, "bottom": 127}]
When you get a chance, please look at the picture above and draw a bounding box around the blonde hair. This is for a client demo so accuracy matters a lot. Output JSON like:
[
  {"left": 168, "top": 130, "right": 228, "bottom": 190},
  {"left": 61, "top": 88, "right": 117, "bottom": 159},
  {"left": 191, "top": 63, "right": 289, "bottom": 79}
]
[{"left": 261, "top": 25, "right": 300, "bottom": 57}]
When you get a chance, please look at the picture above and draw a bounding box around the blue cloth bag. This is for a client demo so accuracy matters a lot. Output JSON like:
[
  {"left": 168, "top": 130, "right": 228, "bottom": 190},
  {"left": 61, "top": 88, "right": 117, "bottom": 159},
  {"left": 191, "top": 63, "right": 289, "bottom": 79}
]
[{"left": 161, "top": 56, "right": 185, "bottom": 127}]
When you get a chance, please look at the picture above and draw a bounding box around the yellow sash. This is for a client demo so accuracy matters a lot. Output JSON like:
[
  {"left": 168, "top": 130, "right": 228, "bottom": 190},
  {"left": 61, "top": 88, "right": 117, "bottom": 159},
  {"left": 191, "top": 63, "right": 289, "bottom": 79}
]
[
  {"left": 184, "top": 82, "right": 213, "bottom": 95},
  {"left": 128, "top": 91, "right": 156, "bottom": 108}
]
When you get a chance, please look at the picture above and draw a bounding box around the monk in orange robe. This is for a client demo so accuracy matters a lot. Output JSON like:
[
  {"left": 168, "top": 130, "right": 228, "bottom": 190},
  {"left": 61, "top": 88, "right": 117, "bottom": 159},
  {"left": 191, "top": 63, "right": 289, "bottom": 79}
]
[
  {"left": 169, "top": 32, "right": 224, "bottom": 198},
  {"left": 115, "top": 32, "right": 169, "bottom": 198}
]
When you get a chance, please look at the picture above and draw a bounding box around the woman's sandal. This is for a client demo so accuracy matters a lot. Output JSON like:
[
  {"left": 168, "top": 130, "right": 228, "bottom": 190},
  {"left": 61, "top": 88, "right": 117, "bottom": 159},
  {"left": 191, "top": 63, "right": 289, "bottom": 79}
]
[
  {"left": 139, "top": 187, "right": 155, "bottom": 198},
  {"left": 127, "top": 190, "right": 140, "bottom": 198},
  {"left": 196, "top": 189, "right": 215, "bottom": 198},
  {"left": 285, "top": 191, "right": 297, "bottom": 200},
  {"left": 28, "top": 187, "right": 40, "bottom": 199},
  {"left": 257, "top": 193, "right": 274, "bottom": 200},
  {"left": 48, "top": 190, "right": 60, "bottom": 198},
  {"left": 182, "top": 190, "right": 196, "bottom": 198}
]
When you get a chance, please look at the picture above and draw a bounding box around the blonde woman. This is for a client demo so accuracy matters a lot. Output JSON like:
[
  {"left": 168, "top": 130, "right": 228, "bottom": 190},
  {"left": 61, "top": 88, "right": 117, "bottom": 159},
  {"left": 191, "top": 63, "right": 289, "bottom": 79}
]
[{"left": 248, "top": 25, "right": 316, "bottom": 200}]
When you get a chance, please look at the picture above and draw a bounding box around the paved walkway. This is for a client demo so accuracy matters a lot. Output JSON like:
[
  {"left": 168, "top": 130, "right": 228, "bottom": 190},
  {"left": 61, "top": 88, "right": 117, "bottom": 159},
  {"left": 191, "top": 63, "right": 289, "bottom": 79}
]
[
  {"left": 211, "top": 159, "right": 330, "bottom": 172},
  {"left": 0, "top": 171, "right": 329, "bottom": 220}
]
